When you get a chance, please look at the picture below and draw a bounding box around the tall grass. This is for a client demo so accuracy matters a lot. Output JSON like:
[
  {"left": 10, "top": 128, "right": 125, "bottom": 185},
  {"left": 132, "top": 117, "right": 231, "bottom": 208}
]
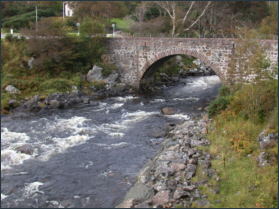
[{"left": 196, "top": 96, "right": 278, "bottom": 208}]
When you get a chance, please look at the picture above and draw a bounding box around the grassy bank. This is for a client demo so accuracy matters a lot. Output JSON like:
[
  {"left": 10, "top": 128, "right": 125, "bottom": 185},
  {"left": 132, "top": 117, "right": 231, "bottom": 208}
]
[
  {"left": 191, "top": 84, "right": 278, "bottom": 208},
  {"left": 1, "top": 38, "right": 84, "bottom": 114}
]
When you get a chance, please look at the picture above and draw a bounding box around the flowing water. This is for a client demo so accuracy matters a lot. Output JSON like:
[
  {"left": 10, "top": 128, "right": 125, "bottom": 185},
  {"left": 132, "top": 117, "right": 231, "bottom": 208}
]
[{"left": 1, "top": 76, "right": 222, "bottom": 208}]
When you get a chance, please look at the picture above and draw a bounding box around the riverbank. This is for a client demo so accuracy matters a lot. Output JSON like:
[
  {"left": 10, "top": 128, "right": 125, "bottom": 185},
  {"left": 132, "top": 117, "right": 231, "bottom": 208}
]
[
  {"left": 116, "top": 109, "right": 278, "bottom": 208},
  {"left": 116, "top": 113, "right": 220, "bottom": 208}
]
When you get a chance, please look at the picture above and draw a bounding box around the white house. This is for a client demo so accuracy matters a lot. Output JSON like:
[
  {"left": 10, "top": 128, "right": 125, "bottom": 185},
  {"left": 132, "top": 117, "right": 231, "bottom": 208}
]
[{"left": 63, "top": 1, "right": 73, "bottom": 17}]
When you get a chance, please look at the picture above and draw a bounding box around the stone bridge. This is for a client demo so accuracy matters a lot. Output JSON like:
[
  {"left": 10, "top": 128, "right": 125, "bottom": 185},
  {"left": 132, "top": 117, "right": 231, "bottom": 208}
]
[{"left": 105, "top": 38, "right": 278, "bottom": 89}]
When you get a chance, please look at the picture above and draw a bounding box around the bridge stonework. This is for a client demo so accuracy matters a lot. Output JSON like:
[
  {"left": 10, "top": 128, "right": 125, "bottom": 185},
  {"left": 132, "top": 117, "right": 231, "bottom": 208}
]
[{"left": 105, "top": 38, "right": 278, "bottom": 89}]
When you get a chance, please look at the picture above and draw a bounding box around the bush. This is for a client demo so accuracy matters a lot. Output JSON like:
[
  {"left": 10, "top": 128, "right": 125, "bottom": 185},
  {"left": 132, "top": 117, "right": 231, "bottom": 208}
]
[
  {"left": 219, "top": 85, "right": 231, "bottom": 97},
  {"left": 208, "top": 96, "right": 229, "bottom": 118}
]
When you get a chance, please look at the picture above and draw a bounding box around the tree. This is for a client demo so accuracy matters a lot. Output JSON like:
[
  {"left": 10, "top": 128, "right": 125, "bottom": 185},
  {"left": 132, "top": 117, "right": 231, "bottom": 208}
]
[
  {"left": 69, "top": 1, "right": 128, "bottom": 22},
  {"left": 132, "top": 2, "right": 149, "bottom": 31},
  {"left": 21, "top": 18, "right": 79, "bottom": 73},
  {"left": 79, "top": 17, "right": 106, "bottom": 67},
  {"left": 259, "top": 1, "right": 278, "bottom": 36},
  {"left": 155, "top": 1, "right": 211, "bottom": 37},
  {"left": 227, "top": 28, "right": 276, "bottom": 90}
]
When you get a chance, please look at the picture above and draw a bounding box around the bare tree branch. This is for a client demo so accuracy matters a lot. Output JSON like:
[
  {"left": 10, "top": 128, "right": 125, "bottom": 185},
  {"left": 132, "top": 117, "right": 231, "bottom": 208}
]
[
  {"left": 182, "top": 1, "right": 211, "bottom": 32},
  {"left": 156, "top": 1, "right": 211, "bottom": 37}
]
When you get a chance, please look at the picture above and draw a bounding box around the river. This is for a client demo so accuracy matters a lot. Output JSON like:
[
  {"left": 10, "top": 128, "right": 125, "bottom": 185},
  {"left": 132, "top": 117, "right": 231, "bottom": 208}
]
[{"left": 1, "top": 75, "right": 222, "bottom": 208}]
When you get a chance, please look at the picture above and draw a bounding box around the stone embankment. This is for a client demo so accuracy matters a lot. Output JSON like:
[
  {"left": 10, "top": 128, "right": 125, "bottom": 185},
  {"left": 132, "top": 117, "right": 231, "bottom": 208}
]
[{"left": 117, "top": 115, "right": 220, "bottom": 208}]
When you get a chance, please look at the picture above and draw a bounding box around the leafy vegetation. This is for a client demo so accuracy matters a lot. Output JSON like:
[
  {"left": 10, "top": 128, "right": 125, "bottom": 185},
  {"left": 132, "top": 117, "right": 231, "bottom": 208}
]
[{"left": 201, "top": 28, "right": 278, "bottom": 208}]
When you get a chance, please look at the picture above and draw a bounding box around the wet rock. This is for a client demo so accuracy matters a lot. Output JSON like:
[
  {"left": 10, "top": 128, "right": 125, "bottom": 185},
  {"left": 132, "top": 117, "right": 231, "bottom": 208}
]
[
  {"left": 45, "top": 93, "right": 57, "bottom": 105},
  {"left": 82, "top": 97, "right": 90, "bottom": 104},
  {"left": 24, "top": 94, "right": 41, "bottom": 111},
  {"left": 149, "top": 130, "right": 165, "bottom": 138},
  {"left": 163, "top": 123, "right": 176, "bottom": 132},
  {"left": 16, "top": 144, "right": 35, "bottom": 155},
  {"left": 161, "top": 107, "right": 178, "bottom": 115},
  {"left": 48, "top": 100, "right": 62, "bottom": 109}
]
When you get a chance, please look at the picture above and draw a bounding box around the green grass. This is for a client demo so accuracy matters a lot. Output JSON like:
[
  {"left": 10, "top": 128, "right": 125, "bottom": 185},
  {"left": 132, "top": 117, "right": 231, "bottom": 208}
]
[
  {"left": 194, "top": 114, "right": 278, "bottom": 208},
  {"left": 1, "top": 38, "right": 86, "bottom": 114},
  {"left": 110, "top": 18, "right": 134, "bottom": 31},
  {"left": 68, "top": 32, "right": 78, "bottom": 36}
]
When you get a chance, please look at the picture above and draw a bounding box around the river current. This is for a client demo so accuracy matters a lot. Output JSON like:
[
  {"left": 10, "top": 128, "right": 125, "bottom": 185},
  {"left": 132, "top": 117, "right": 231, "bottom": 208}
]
[{"left": 1, "top": 76, "right": 222, "bottom": 208}]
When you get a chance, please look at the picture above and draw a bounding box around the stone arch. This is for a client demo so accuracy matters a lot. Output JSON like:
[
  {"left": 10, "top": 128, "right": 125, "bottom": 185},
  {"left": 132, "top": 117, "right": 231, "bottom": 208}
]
[{"left": 139, "top": 49, "right": 226, "bottom": 89}]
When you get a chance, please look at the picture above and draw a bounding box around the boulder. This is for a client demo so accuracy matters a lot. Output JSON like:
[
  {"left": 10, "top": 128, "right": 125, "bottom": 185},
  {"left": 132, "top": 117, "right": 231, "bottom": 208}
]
[
  {"left": 24, "top": 94, "right": 41, "bottom": 111},
  {"left": 150, "top": 190, "right": 170, "bottom": 205},
  {"left": 87, "top": 65, "right": 103, "bottom": 83},
  {"left": 9, "top": 100, "right": 20, "bottom": 108},
  {"left": 149, "top": 130, "right": 165, "bottom": 138},
  {"left": 161, "top": 107, "right": 178, "bottom": 115},
  {"left": 257, "top": 152, "right": 270, "bottom": 167},
  {"left": 134, "top": 202, "right": 151, "bottom": 208},
  {"left": 48, "top": 100, "right": 63, "bottom": 109},
  {"left": 257, "top": 129, "right": 278, "bottom": 150},
  {"left": 16, "top": 144, "right": 35, "bottom": 155},
  {"left": 116, "top": 198, "right": 138, "bottom": 208},
  {"left": 105, "top": 72, "right": 118, "bottom": 84},
  {"left": 82, "top": 97, "right": 90, "bottom": 104},
  {"left": 171, "top": 163, "right": 186, "bottom": 172},
  {"left": 123, "top": 182, "right": 155, "bottom": 203},
  {"left": 45, "top": 93, "right": 58, "bottom": 105},
  {"left": 5, "top": 85, "right": 21, "bottom": 94},
  {"left": 173, "top": 189, "right": 190, "bottom": 199},
  {"left": 194, "top": 199, "right": 210, "bottom": 207},
  {"left": 135, "top": 161, "right": 156, "bottom": 184},
  {"left": 190, "top": 139, "right": 204, "bottom": 147},
  {"left": 28, "top": 57, "right": 34, "bottom": 69},
  {"left": 71, "top": 85, "right": 78, "bottom": 93}
]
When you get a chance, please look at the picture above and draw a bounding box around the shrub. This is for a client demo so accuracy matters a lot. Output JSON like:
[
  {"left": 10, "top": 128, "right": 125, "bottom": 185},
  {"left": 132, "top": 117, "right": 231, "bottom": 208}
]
[
  {"left": 219, "top": 85, "right": 231, "bottom": 97},
  {"left": 208, "top": 96, "right": 229, "bottom": 118}
]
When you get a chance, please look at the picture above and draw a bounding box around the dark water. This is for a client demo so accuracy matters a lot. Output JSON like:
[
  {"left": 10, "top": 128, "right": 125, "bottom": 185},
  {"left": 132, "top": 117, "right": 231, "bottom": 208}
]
[{"left": 1, "top": 76, "right": 222, "bottom": 208}]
